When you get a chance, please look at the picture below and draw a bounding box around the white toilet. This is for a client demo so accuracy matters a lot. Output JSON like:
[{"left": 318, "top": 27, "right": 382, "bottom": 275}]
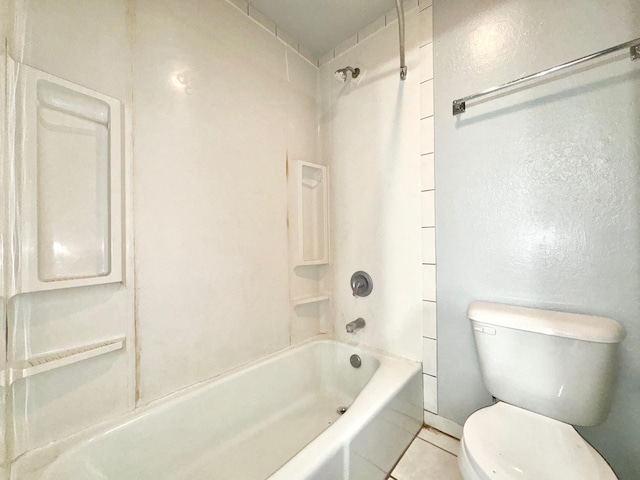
[{"left": 458, "top": 301, "right": 626, "bottom": 480}]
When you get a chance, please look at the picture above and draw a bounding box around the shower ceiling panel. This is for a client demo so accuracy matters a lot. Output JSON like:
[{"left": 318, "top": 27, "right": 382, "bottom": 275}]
[{"left": 247, "top": 0, "right": 393, "bottom": 58}]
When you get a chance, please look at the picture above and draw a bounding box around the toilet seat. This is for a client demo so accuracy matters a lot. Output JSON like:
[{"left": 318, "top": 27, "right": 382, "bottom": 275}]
[{"left": 458, "top": 402, "right": 617, "bottom": 480}]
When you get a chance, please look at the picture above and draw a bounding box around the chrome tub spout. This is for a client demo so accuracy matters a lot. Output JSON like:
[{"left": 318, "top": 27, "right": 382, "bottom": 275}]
[{"left": 346, "top": 318, "right": 366, "bottom": 333}]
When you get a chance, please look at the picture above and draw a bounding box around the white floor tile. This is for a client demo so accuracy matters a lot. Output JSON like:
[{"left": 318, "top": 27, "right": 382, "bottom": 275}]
[
  {"left": 391, "top": 435, "right": 462, "bottom": 480},
  {"left": 418, "top": 426, "right": 460, "bottom": 456}
]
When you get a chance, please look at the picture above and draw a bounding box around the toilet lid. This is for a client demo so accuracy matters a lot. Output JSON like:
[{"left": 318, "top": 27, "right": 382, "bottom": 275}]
[{"left": 462, "top": 402, "right": 617, "bottom": 480}]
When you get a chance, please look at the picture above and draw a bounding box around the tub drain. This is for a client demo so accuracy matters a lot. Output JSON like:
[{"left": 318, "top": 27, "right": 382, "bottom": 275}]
[
  {"left": 336, "top": 406, "right": 349, "bottom": 415},
  {"left": 350, "top": 354, "right": 362, "bottom": 368}
]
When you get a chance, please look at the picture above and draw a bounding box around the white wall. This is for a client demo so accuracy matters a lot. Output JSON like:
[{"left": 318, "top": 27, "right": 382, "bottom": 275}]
[
  {"left": 4, "top": 0, "right": 321, "bottom": 472},
  {"left": 319, "top": 7, "right": 423, "bottom": 362},
  {"left": 133, "top": 0, "right": 320, "bottom": 403},
  {"left": 6, "top": 0, "right": 135, "bottom": 461},
  {"left": 0, "top": 0, "right": 422, "bottom": 474},
  {"left": 0, "top": 1, "right": 8, "bottom": 476},
  {"left": 434, "top": 0, "right": 640, "bottom": 477}
]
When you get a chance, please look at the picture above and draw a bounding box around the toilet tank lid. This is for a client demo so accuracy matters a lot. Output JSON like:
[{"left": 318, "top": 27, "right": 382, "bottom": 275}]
[{"left": 467, "top": 302, "right": 626, "bottom": 344}]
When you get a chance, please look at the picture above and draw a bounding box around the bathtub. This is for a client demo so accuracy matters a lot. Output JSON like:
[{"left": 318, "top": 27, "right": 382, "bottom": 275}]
[{"left": 17, "top": 338, "right": 423, "bottom": 480}]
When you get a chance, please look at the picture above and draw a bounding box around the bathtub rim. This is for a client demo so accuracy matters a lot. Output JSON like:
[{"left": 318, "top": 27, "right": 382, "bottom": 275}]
[{"left": 268, "top": 340, "right": 422, "bottom": 478}]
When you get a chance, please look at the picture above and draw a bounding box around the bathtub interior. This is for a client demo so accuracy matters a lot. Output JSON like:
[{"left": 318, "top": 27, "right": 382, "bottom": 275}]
[
  {"left": 298, "top": 366, "right": 423, "bottom": 480},
  {"left": 40, "top": 341, "right": 382, "bottom": 480},
  {"left": 348, "top": 370, "right": 423, "bottom": 479}
]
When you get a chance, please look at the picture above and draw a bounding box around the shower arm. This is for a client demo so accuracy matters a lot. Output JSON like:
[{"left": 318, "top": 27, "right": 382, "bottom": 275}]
[{"left": 394, "top": 0, "right": 407, "bottom": 80}]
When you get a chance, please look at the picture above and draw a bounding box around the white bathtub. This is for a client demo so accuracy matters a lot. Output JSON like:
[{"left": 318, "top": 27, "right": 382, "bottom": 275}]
[{"left": 17, "top": 338, "right": 423, "bottom": 480}]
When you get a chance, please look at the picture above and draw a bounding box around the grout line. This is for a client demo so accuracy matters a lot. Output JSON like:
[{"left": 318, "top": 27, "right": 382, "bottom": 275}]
[
  {"left": 422, "top": 262, "right": 436, "bottom": 266},
  {"left": 419, "top": 41, "right": 434, "bottom": 49},
  {"left": 420, "top": 79, "right": 434, "bottom": 85},
  {"left": 388, "top": 428, "right": 422, "bottom": 480},
  {"left": 423, "top": 335, "right": 437, "bottom": 340},
  {"left": 224, "top": 0, "right": 318, "bottom": 68},
  {"left": 328, "top": 3, "right": 421, "bottom": 62},
  {"left": 425, "top": 425, "right": 461, "bottom": 442},
  {"left": 414, "top": 435, "right": 459, "bottom": 458}
]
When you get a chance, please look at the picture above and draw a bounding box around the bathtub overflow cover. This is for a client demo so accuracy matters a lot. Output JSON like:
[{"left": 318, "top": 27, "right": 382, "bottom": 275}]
[{"left": 350, "top": 354, "right": 362, "bottom": 368}]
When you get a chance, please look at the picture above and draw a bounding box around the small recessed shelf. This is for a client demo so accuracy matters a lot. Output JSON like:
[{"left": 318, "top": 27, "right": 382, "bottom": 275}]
[
  {"left": 291, "top": 161, "right": 329, "bottom": 266},
  {"left": 292, "top": 293, "right": 331, "bottom": 306},
  {"left": 12, "top": 59, "right": 124, "bottom": 295},
  {"left": 2, "top": 337, "right": 125, "bottom": 386}
]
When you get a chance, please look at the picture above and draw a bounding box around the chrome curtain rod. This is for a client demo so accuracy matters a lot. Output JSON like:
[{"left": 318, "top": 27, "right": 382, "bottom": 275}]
[
  {"left": 394, "top": 0, "right": 407, "bottom": 80},
  {"left": 452, "top": 37, "right": 640, "bottom": 115}
]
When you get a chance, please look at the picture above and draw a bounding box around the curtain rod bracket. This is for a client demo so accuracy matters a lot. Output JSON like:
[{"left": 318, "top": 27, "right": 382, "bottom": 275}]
[
  {"left": 452, "top": 100, "right": 466, "bottom": 115},
  {"left": 394, "top": 0, "right": 407, "bottom": 81}
]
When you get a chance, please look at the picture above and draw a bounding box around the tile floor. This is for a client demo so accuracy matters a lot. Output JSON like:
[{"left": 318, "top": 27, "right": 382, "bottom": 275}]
[{"left": 390, "top": 426, "right": 463, "bottom": 480}]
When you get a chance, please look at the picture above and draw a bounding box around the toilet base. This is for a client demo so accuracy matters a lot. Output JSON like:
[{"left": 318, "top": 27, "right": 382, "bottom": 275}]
[{"left": 458, "top": 436, "right": 483, "bottom": 480}]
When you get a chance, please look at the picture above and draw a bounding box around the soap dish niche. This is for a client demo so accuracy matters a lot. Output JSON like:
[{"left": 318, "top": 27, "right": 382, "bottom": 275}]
[
  {"left": 291, "top": 161, "right": 329, "bottom": 266},
  {"left": 11, "top": 59, "right": 124, "bottom": 296}
]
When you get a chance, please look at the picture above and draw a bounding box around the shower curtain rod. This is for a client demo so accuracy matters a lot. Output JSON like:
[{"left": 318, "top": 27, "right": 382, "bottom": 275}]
[
  {"left": 452, "top": 37, "right": 640, "bottom": 115},
  {"left": 394, "top": 0, "right": 407, "bottom": 80}
]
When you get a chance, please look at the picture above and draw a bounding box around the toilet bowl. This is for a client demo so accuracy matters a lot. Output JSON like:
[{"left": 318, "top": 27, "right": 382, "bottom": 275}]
[{"left": 458, "top": 402, "right": 617, "bottom": 480}]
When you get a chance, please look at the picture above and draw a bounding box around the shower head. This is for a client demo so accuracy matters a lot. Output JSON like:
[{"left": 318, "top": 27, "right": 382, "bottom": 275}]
[{"left": 334, "top": 66, "right": 360, "bottom": 83}]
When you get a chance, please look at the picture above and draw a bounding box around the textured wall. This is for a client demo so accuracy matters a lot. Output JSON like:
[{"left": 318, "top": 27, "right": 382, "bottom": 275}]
[{"left": 434, "top": 0, "right": 640, "bottom": 478}]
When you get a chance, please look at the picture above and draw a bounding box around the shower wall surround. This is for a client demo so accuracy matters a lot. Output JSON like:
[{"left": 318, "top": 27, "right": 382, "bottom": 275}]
[
  {"left": 4, "top": 0, "right": 135, "bottom": 467},
  {"left": 3, "top": 0, "right": 321, "bottom": 475},
  {"left": 434, "top": 0, "right": 640, "bottom": 477},
  {"left": 133, "top": 0, "right": 320, "bottom": 404},
  {"left": 319, "top": 5, "right": 423, "bottom": 362},
  {"left": 0, "top": 4, "right": 8, "bottom": 478}
]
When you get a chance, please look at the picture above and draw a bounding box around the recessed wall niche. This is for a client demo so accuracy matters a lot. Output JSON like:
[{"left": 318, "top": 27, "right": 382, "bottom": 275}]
[
  {"left": 12, "top": 60, "right": 124, "bottom": 294},
  {"left": 288, "top": 160, "right": 330, "bottom": 340},
  {"left": 292, "top": 161, "right": 329, "bottom": 266}
]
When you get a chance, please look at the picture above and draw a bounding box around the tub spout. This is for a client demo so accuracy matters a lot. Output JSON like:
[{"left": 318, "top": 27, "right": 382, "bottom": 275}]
[{"left": 346, "top": 318, "right": 366, "bottom": 334}]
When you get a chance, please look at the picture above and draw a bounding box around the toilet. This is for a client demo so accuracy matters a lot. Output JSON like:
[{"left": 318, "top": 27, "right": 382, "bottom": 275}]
[{"left": 459, "top": 301, "right": 626, "bottom": 480}]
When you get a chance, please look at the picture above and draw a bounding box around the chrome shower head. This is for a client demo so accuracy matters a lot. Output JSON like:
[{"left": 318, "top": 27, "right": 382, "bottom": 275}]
[{"left": 334, "top": 66, "right": 360, "bottom": 83}]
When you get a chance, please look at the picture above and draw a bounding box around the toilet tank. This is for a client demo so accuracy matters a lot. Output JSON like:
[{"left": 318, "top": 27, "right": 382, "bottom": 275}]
[{"left": 468, "top": 302, "right": 626, "bottom": 426}]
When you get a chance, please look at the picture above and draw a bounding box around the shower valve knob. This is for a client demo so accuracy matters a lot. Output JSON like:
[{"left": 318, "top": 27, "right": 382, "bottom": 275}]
[{"left": 350, "top": 271, "right": 373, "bottom": 297}]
